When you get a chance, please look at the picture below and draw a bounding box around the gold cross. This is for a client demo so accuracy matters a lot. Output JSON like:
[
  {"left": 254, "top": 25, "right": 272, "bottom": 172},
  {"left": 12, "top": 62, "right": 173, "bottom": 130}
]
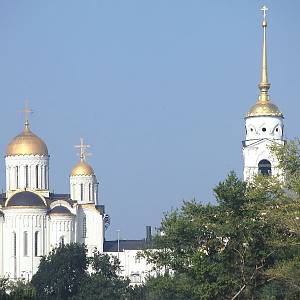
[
  {"left": 21, "top": 100, "right": 33, "bottom": 126},
  {"left": 75, "top": 138, "right": 91, "bottom": 160},
  {"left": 261, "top": 5, "right": 268, "bottom": 19}
]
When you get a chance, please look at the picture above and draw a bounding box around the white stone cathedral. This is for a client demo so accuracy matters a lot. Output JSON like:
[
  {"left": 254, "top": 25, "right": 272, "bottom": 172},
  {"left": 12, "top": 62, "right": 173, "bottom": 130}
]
[
  {"left": 243, "top": 6, "right": 285, "bottom": 181},
  {"left": 0, "top": 116, "right": 105, "bottom": 280}
]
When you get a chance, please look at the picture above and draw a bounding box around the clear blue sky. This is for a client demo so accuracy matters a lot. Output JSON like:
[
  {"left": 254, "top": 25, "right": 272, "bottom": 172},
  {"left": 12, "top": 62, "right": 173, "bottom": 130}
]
[{"left": 0, "top": 1, "right": 299, "bottom": 240}]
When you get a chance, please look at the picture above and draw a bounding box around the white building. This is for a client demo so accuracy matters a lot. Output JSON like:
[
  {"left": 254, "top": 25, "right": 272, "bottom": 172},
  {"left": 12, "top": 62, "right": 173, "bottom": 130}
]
[
  {"left": 243, "top": 7, "right": 285, "bottom": 181},
  {"left": 0, "top": 117, "right": 105, "bottom": 280}
]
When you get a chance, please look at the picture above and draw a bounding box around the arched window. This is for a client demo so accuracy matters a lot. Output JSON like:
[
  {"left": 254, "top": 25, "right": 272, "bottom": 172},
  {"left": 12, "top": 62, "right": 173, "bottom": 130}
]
[
  {"left": 12, "top": 232, "right": 16, "bottom": 257},
  {"left": 36, "top": 165, "right": 39, "bottom": 188},
  {"left": 59, "top": 236, "right": 65, "bottom": 246},
  {"left": 34, "top": 231, "right": 39, "bottom": 256},
  {"left": 80, "top": 183, "right": 84, "bottom": 201},
  {"left": 23, "top": 231, "right": 28, "bottom": 256},
  {"left": 82, "top": 216, "right": 87, "bottom": 238},
  {"left": 258, "top": 159, "right": 272, "bottom": 175}
]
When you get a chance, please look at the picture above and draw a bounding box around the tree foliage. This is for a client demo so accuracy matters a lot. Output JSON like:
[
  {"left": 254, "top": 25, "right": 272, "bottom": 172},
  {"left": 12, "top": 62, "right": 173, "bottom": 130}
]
[
  {"left": 142, "top": 140, "right": 300, "bottom": 299},
  {"left": 31, "top": 243, "right": 89, "bottom": 299}
]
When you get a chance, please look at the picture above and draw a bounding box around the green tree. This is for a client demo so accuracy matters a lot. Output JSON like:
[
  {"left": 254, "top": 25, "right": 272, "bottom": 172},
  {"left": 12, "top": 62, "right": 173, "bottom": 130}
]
[
  {"left": 72, "top": 251, "right": 130, "bottom": 300},
  {"left": 142, "top": 170, "right": 300, "bottom": 299},
  {"left": 31, "top": 243, "right": 88, "bottom": 299},
  {"left": 9, "top": 279, "right": 37, "bottom": 300}
]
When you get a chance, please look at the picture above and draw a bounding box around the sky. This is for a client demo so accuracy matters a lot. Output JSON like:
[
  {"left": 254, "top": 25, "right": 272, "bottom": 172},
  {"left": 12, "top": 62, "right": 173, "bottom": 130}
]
[{"left": 0, "top": 1, "right": 299, "bottom": 240}]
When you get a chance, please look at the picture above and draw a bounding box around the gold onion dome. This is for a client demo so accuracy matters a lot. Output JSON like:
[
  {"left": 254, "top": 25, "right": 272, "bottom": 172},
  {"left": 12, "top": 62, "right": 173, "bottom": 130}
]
[
  {"left": 71, "top": 138, "right": 94, "bottom": 176},
  {"left": 71, "top": 160, "right": 94, "bottom": 176},
  {"left": 246, "top": 5, "right": 283, "bottom": 118},
  {"left": 6, "top": 122, "right": 48, "bottom": 156}
]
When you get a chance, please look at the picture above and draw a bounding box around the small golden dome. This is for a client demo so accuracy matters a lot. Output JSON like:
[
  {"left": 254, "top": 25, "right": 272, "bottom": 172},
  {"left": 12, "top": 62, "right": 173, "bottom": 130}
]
[
  {"left": 71, "top": 160, "right": 94, "bottom": 176},
  {"left": 6, "top": 125, "right": 48, "bottom": 156},
  {"left": 246, "top": 100, "right": 283, "bottom": 117}
]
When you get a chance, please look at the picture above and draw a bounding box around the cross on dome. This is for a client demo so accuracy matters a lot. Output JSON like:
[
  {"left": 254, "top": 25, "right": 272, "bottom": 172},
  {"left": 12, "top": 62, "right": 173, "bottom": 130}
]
[
  {"left": 21, "top": 100, "right": 33, "bottom": 127},
  {"left": 75, "top": 138, "right": 91, "bottom": 161}
]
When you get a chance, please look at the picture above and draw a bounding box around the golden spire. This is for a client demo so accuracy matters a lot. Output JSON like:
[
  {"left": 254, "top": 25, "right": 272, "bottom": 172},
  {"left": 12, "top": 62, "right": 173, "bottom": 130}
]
[
  {"left": 246, "top": 5, "right": 283, "bottom": 118},
  {"left": 74, "top": 138, "right": 91, "bottom": 161},
  {"left": 258, "top": 5, "right": 270, "bottom": 103},
  {"left": 21, "top": 100, "right": 33, "bottom": 129}
]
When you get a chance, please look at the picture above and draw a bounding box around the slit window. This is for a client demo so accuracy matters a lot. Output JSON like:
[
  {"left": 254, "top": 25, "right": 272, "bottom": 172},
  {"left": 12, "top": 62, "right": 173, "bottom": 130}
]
[
  {"left": 83, "top": 217, "right": 87, "bottom": 238},
  {"left": 12, "top": 232, "right": 16, "bottom": 257},
  {"left": 23, "top": 231, "right": 28, "bottom": 256},
  {"left": 25, "top": 165, "right": 29, "bottom": 188},
  {"left": 80, "top": 184, "right": 84, "bottom": 201},
  {"left": 34, "top": 231, "right": 39, "bottom": 256},
  {"left": 36, "top": 166, "right": 39, "bottom": 188},
  {"left": 16, "top": 166, "right": 19, "bottom": 189},
  {"left": 59, "top": 236, "right": 65, "bottom": 246}
]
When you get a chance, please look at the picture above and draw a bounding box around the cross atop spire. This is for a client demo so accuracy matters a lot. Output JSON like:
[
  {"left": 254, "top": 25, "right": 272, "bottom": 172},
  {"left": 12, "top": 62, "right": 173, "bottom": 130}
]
[
  {"left": 21, "top": 100, "right": 33, "bottom": 128},
  {"left": 75, "top": 138, "right": 91, "bottom": 161},
  {"left": 261, "top": 5, "right": 268, "bottom": 19}
]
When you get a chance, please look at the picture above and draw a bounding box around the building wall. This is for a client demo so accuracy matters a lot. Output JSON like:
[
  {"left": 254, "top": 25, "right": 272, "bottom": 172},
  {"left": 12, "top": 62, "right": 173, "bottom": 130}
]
[{"left": 243, "top": 115, "right": 285, "bottom": 181}]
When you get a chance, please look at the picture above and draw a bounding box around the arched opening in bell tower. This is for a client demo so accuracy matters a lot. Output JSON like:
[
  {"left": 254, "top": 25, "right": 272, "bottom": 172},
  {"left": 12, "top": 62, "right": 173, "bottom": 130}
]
[{"left": 258, "top": 159, "right": 272, "bottom": 175}]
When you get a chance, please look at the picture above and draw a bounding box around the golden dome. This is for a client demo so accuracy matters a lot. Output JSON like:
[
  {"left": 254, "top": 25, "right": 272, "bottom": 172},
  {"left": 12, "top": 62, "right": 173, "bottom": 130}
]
[
  {"left": 71, "top": 160, "right": 94, "bottom": 176},
  {"left": 6, "top": 124, "right": 48, "bottom": 156},
  {"left": 246, "top": 100, "right": 283, "bottom": 117}
]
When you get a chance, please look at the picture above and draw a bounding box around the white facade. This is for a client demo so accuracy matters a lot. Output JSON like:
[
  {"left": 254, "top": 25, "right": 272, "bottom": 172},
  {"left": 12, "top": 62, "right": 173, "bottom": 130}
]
[
  {"left": 0, "top": 123, "right": 105, "bottom": 281},
  {"left": 243, "top": 115, "right": 285, "bottom": 181},
  {"left": 107, "top": 250, "right": 156, "bottom": 285}
]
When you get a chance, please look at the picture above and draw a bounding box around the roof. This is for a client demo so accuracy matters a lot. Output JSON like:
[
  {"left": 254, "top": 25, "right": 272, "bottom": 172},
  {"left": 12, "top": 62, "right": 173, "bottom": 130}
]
[
  {"left": 6, "top": 191, "right": 46, "bottom": 207},
  {"left": 6, "top": 125, "right": 48, "bottom": 156},
  {"left": 47, "top": 193, "right": 74, "bottom": 205},
  {"left": 103, "top": 239, "right": 151, "bottom": 252},
  {"left": 50, "top": 206, "right": 73, "bottom": 215}
]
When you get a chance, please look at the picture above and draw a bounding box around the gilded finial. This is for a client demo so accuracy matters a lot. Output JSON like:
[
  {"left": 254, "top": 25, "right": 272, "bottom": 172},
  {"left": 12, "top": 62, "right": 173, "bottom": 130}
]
[
  {"left": 74, "top": 138, "right": 91, "bottom": 161},
  {"left": 258, "top": 5, "right": 270, "bottom": 103},
  {"left": 21, "top": 100, "right": 33, "bottom": 128}
]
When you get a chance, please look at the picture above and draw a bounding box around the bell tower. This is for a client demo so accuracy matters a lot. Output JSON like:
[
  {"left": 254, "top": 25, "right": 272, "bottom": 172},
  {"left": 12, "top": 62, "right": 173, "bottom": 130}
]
[{"left": 243, "top": 6, "right": 285, "bottom": 181}]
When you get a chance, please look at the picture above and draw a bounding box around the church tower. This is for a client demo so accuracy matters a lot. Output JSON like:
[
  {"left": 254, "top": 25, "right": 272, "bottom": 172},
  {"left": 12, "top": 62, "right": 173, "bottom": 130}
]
[
  {"left": 70, "top": 138, "right": 98, "bottom": 204},
  {"left": 5, "top": 104, "right": 50, "bottom": 197},
  {"left": 243, "top": 6, "right": 285, "bottom": 181}
]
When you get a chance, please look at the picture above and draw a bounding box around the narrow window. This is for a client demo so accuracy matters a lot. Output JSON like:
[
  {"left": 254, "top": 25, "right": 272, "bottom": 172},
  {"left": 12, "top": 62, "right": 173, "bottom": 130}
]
[
  {"left": 88, "top": 183, "right": 91, "bottom": 201},
  {"left": 82, "top": 217, "right": 87, "bottom": 238},
  {"left": 25, "top": 165, "right": 29, "bottom": 188},
  {"left": 44, "top": 166, "right": 47, "bottom": 189},
  {"left": 80, "top": 183, "right": 84, "bottom": 201},
  {"left": 36, "top": 165, "right": 39, "bottom": 188},
  {"left": 13, "top": 232, "right": 16, "bottom": 257},
  {"left": 59, "top": 236, "right": 65, "bottom": 246},
  {"left": 34, "top": 231, "right": 39, "bottom": 256},
  {"left": 16, "top": 166, "right": 19, "bottom": 189},
  {"left": 23, "top": 231, "right": 28, "bottom": 256}
]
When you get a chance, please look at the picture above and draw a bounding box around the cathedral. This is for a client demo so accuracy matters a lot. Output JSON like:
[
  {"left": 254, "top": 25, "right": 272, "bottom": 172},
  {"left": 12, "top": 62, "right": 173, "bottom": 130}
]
[
  {"left": 0, "top": 6, "right": 286, "bottom": 283},
  {"left": 0, "top": 115, "right": 105, "bottom": 280}
]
